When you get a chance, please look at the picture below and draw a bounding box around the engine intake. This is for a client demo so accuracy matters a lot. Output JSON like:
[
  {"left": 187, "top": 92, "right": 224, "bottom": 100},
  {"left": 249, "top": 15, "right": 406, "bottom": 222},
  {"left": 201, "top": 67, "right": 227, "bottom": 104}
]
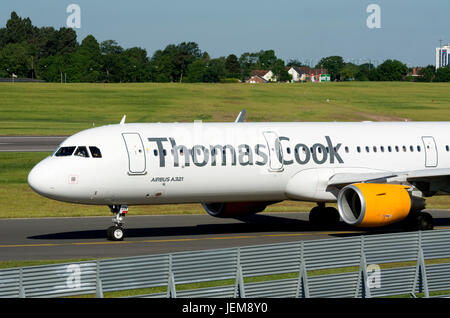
[
  {"left": 337, "top": 183, "right": 425, "bottom": 227},
  {"left": 202, "top": 201, "right": 272, "bottom": 218}
]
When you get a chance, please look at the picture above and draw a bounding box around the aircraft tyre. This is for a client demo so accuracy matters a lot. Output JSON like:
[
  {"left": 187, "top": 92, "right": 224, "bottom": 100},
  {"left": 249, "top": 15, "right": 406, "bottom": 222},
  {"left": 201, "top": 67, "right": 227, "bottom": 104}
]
[
  {"left": 107, "top": 225, "right": 125, "bottom": 241},
  {"left": 309, "top": 206, "right": 340, "bottom": 226},
  {"left": 403, "top": 212, "right": 434, "bottom": 231}
]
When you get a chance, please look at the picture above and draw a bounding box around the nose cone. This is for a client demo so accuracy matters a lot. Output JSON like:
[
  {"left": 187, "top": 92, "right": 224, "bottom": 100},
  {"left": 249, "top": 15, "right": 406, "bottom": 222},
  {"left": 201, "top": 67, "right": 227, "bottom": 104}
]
[{"left": 28, "top": 157, "right": 55, "bottom": 198}]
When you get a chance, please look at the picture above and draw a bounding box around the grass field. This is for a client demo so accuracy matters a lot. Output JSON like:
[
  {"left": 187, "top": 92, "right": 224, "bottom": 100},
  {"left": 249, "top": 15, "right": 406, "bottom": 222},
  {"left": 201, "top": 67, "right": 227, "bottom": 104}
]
[
  {"left": 1, "top": 82, "right": 450, "bottom": 136},
  {"left": 1, "top": 81, "right": 450, "bottom": 218}
]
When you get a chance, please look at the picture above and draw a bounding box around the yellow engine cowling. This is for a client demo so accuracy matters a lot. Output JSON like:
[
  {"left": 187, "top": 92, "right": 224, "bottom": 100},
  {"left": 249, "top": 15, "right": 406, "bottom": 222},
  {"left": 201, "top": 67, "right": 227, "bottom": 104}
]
[{"left": 337, "top": 183, "right": 424, "bottom": 227}]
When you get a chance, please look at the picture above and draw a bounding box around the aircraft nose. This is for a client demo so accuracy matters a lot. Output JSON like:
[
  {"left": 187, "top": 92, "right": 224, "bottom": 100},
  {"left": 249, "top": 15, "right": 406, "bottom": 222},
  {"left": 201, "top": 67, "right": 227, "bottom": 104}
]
[{"left": 28, "top": 158, "right": 55, "bottom": 197}]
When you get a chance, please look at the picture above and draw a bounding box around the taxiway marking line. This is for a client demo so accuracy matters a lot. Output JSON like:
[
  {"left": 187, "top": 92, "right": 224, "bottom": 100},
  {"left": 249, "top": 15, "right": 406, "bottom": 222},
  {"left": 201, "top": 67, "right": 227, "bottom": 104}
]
[
  {"left": 3, "top": 227, "right": 447, "bottom": 249},
  {"left": 0, "top": 231, "right": 357, "bottom": 248}
]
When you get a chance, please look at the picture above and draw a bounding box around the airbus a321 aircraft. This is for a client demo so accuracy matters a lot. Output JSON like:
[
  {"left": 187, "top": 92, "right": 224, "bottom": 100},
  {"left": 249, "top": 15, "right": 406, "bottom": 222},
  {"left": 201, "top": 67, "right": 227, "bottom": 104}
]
[{"left": 28, "top": 111, "right": 449, "bottom": 241}]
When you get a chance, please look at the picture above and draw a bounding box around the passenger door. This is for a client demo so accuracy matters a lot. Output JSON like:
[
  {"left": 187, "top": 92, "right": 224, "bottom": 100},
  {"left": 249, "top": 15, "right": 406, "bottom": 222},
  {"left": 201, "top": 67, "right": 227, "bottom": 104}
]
[
  {"left": 422, "top": 136, "right": 438, "bottom": 168},
  {"left": 122, "top": 133, "right": 147, "bottom": 174},
  {"left": 263, "top": 131, "right": 284, "bottom": 172}
]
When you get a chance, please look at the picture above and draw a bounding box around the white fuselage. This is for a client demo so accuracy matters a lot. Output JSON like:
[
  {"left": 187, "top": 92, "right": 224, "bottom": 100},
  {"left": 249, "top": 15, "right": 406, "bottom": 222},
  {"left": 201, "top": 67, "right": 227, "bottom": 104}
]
[{"left": 28, "top": 122, "right": 450, "bottom": 207}]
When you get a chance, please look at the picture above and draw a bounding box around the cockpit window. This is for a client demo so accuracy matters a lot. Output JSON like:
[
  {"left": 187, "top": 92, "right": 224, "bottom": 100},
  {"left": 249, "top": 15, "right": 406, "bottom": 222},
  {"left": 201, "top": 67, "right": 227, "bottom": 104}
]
[
  {"left": 74, "top": 146, "right": 90, "bottom": 158},
  {"left": 54, "top": 146, "right": 76, "bottom": 157},
  {"left": 89, "top": 146, "right": 102, "bottom": 158}
]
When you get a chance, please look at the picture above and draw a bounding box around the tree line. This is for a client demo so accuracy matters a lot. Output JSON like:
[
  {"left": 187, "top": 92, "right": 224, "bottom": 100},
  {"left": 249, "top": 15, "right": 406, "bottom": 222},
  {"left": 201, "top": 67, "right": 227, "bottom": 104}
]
[{"left": 1, "top": 12, "right": 449, "bottom": 83}]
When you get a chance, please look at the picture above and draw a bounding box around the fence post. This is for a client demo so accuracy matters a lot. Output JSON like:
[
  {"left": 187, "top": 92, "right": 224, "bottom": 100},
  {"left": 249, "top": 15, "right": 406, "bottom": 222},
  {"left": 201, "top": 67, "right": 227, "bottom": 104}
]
[
  {"left": 355, "top": 236, "right": 371, "bottom": 298},
  {"left": 95, "top": 261, "right": 104, "bottom": 298},
  {"left": 18, "top": 267, "right": 25, "bottom": 298},
  {"left": 412, "top": 231, "right": 429, "bottom": 298},
  {"left": 296, "top": 241, "right": 309, "bottom": 298},
  {"left": 167, "top": 254, "right": 177, "bottom": 298},
  {"left": 234, "top": 247, "right": 245, "bottom": 298}
]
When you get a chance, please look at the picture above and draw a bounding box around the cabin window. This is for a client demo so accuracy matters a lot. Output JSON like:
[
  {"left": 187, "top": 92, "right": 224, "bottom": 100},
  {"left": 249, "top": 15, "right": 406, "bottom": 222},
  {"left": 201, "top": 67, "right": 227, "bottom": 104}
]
[
  {"left": 446, "top": 145, "right": 450, "bottom": 152},
  {"left": 74, "top": 146, "right": 89, "bottom": 158},
  {"left": 410, "top": 145, "right": 414, "bottom": 152},
  {"left": 54, "top": 146, "right": 76, "bottom": 157},
  {"left": 286, "top": 147, "right": 291, "bottom": 154},
  {"left": 373, "top": 146, "right": 377, "bottom": 153},
  {"left": 345, "top": 146, "right": 349, "bottom": 153},
  {"left": 380, "top": 146, "right": 385, "bottom": 152},
  {"left": 89, "top": 146, "right": 102, "bottom": 158},
  {"left": 402, "top": 146, "right": 407, "bottom": 152},
  {"left": 153, "top": 150, "right": 158, "bottom": 156},
  {"left": 417, "top": 146, "right": 421, "bottom": 152},
  {"left": 365, "top": 146, "right": 370, "bottom": 153},
  {"left": 395, "top": 146, "right": 399, "bottom": 152},
  {"left": 357, "top": 146, "right": 361, "bottom": 153}
]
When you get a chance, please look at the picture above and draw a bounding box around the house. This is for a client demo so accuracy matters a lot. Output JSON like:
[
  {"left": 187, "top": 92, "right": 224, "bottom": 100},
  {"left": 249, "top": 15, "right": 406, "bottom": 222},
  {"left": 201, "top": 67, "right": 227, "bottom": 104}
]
[
  {"left": 408, "top": 67, "right": 423, "bottom": 78},
  {"left": 250, "top": 70, "right": 276, "bottom": 82},
  {"left": 245, "top": 75, "right": 267, "bottom": 84},
  {"left": 287, "top": 66, "right": 330, "bottom": 82},
  {"left": 287, "top": 66, "right": 311, "bottom": 82}
]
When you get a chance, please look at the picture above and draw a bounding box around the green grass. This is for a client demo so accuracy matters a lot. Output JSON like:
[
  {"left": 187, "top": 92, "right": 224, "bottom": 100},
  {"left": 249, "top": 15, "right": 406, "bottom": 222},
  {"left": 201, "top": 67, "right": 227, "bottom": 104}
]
[{"left": 1, "top": 82, "right": 450, "bottom": 136}]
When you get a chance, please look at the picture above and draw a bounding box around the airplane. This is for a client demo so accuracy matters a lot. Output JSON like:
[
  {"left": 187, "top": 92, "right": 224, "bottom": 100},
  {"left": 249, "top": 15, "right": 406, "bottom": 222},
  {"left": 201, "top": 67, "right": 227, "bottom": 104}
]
[{"left": 28, "top": 111, "right": 449, "bottom": 241}]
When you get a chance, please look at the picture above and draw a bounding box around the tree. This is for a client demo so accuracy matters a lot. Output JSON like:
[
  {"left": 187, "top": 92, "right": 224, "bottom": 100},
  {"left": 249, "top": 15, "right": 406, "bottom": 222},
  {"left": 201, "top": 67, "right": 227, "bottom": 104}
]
[
  {"left": 434, "top": 67, "right": 450, "bottom": 82},
  {"left": 56, "top": 27, "right": 78, "bottom": 56},
  {"left": 67, "top": 35, "right": 104, "bottom": 82},
  {"left": 417, "top": 65, "right": 436, "bottom": 82},
  {"left": 286, "top": 59, "right": 306, "bottom": 67},
  {"left": 100, "top": 40, "right": 125, "bottom": 82},
  {"left": 149, "top": 42, "right": 203, "bottom": 82},
  {"left": 37, "top": 54, "right": 69, "bottom": 82},
  {"left": 204, "top": 57, "right": 227, "bottom": 82},
  {"left": 225, "top": 54, "right": 241, "bottom": 78},
  {"left": 183, "top": 59, "right": 208, "bottom": 82},
  {"left": 341, "top": 63, "right": 359, "bottom": 81},
  {"left": 0, "top": 42, "right": 32, "bottom": 77},
  {"left": 4, "top": 11, "right": 35, "bottom": 45},
  {"left": 271, "top": 58, "right": 291, "bottom": 82},
  {"left": 355, "top": 63, "right": 375, "bottom": 81},
  {"left": 376, "top": 59, "right": 408, "bottom": 81},
  {"left": 239, "top": 52, "right": 260, "bottom": 80},
  {"left": 258, "top": 50, "right": 277, "bottom": 70},
  {"left": 174, "top": 42, "right": 203, "bottom": 82},
  {"left": 315, "top": 56, "right": 344, "bottom": 81},
  {"left": 123, "top": 47, "right": 150, "bottom": 82}
]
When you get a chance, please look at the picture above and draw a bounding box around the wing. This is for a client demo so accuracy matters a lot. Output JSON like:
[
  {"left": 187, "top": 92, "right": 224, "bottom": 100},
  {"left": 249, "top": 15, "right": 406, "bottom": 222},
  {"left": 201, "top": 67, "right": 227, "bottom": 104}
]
[{"left": 328, "top": 168, "right": 450, "bottom": 195}]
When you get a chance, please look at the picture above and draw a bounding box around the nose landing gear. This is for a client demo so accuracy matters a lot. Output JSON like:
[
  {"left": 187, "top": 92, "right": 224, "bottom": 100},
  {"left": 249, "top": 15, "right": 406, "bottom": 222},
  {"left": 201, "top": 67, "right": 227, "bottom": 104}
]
[{"left": 107, "top": 205, "right": 128, "bottom": 241}]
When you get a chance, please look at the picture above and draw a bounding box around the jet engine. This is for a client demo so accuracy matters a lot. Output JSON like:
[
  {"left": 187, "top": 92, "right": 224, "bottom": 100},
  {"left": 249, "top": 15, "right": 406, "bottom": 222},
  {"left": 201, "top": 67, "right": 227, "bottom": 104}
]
[
  {"left": 337, "top": 183, "right": 425, "bottom": 227},
  {"left": 202, "top": 201, "right": 272, "bottom": 218}
]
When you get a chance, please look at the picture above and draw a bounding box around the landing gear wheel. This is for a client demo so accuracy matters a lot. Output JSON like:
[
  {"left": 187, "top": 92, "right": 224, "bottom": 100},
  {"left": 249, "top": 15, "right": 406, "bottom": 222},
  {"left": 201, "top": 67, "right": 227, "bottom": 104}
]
[
  {"left": 107, "top": 225, "right": 124, "bottom": 241},
  {"left": 309, "top": 206, "right": 322, "bottom": 225},
  {"left": 417, "top": 212, "right": 434, "bottom": 231},
  {"left": 403, "top": 212, "right": 434, "bottom": 231},
  {"left": 323, "top": 207, "right": 340, "bottom": 225},
  {"left": 107, "top": 204, "right": 128, "bottom": 241},
  {"left": 309, "top": 205, "right": 340, "bottom": 226}
]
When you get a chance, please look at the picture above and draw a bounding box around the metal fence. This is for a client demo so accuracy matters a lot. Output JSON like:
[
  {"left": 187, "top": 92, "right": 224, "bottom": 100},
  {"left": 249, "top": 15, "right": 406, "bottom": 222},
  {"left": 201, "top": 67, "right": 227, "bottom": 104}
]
[{"left": 1, "top": 229, "right": 450, "bottom": 298}]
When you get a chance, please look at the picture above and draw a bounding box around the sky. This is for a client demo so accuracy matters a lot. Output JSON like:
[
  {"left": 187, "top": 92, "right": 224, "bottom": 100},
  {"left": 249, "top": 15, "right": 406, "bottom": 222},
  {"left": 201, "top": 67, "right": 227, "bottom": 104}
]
[{"left": 1, "top": 0, "right": 449, "bottom": 67}]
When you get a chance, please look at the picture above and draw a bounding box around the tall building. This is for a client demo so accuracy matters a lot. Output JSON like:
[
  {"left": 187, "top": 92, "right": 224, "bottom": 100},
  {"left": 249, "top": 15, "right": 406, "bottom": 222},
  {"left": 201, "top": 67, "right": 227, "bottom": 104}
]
[{"left": 436, "top": 44, "right": 450, "bottom": 69}]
